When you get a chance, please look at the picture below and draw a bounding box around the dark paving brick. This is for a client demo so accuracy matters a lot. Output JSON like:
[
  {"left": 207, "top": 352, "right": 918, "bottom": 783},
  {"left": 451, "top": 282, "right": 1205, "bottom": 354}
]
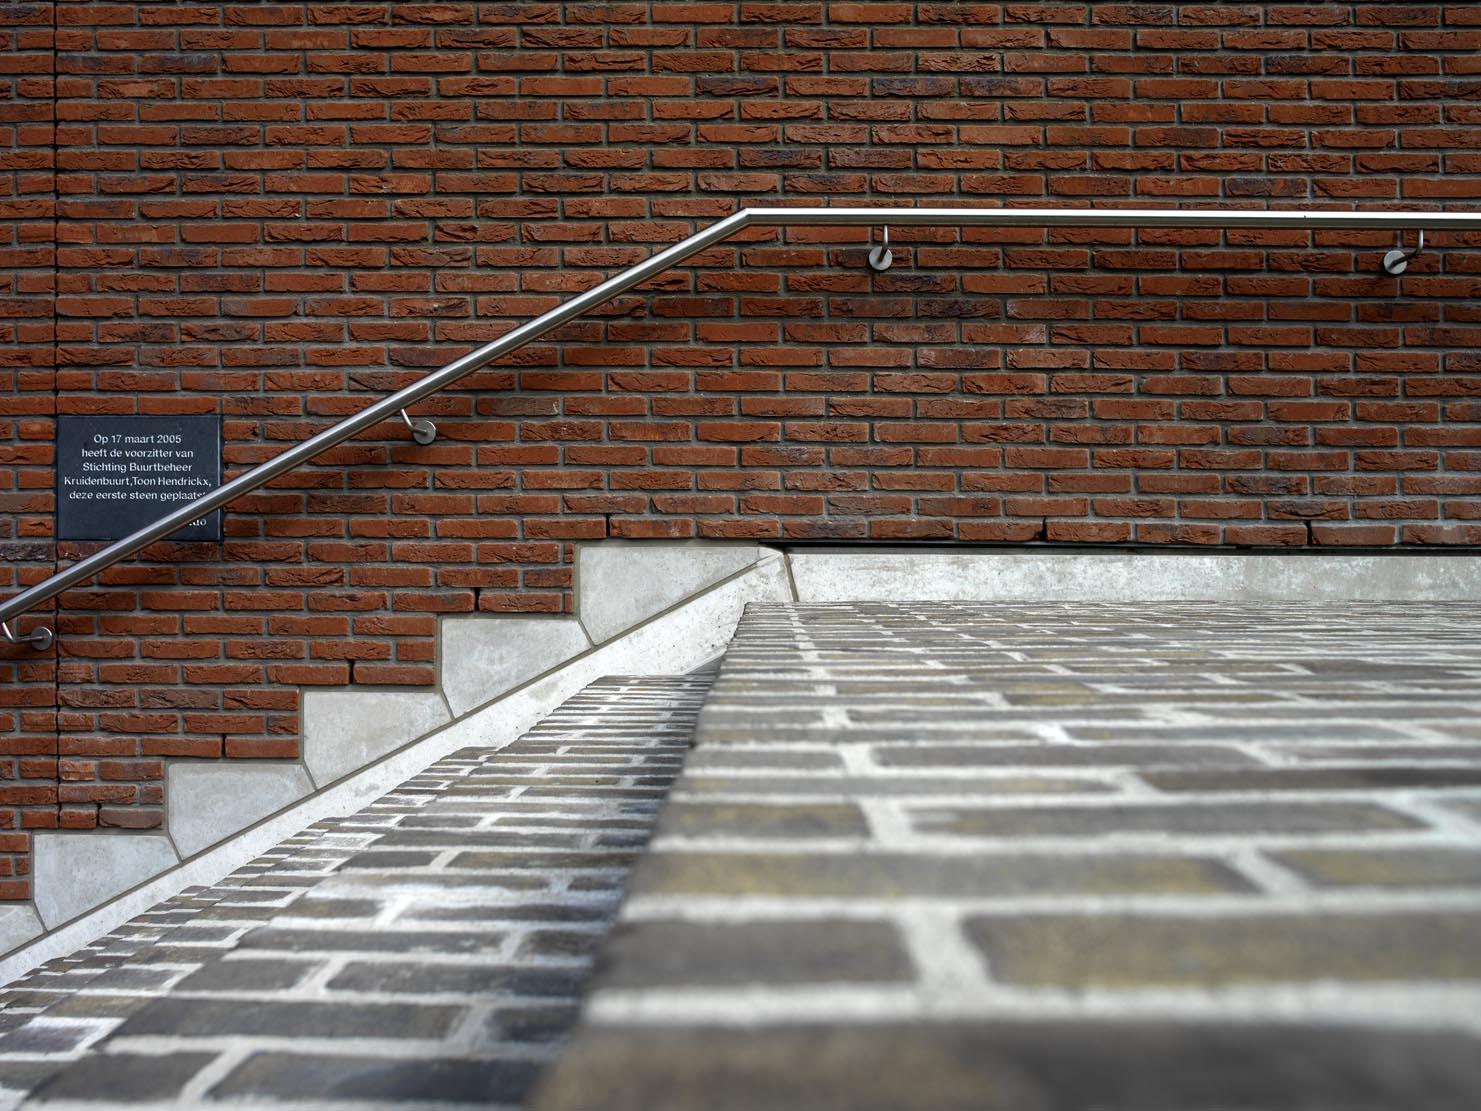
[
  {"left": 26, "top": 1052, "right": 218, "bottom": 1104},
  {"left": 211, "top": 1052, "right": 542, "bottom": 1104},
  {"left": 516, "top": 929, "right": 604, "bottom": 961},
  {"left": 486, "top": 1004, "right": 582, "bottom": 1045},
  {"left": 597, "top": 919, "right": 912, "bottom": 988},
  {"left": 117, "top": 997, "right": 463, "bottom": 1040},
  {"left": 238, "top": 926, "right": 508, "bottom": 957},
  {"left": 326, "top": 962, "right": 586, "bottom": 998},
  {"left": 534, "top": 1021, "right": 1481, "bottom": 1111},
  {"left": 172, "top": 958, "right": 318, "bottom": 993},
  {"left": 0, "top": 1023, "right": 95, "bottom": 1054}
]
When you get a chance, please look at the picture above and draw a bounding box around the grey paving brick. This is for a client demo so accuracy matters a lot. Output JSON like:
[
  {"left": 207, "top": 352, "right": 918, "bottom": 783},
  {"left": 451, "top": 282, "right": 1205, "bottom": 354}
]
[
  {"left": 1442, "top": 797, "right": 1481, "bottom": 823},
  {"left": 908, "top": 800, "right": 1424, "bottom": 838},
  {"left": 0, "top": 1061, "right": 70, "bottom": 1097},
  {"left": 1272, "top": 847, "right": 1481, "bottom": 890},
  {"left": 628, "top": 850, "right": 1253, "bottom": 898},
  {"left": 1069, "top": 723, "right": 1412, "bottom": 743},
  {"left": 871, "top": 743, "right": 1256, "bottom": 767},
  {"left": 326, "top": 961, "right": 586, "bottom": 998},
  {"left": 25, "top": 1052, "right": 218, "bottom": 1104},
  {"left": 238, "top": 926, "right": 508, "bottom": 957},
  {"left": 965, "top": 911, "right": 1481, "bottom": 988},
  {"left": 533, "top": 1021, "right": 1481, "bottom": 1111},
  {"left": 211, "top": 1052, "right": 542, "bottom": 1104},
  {"left": 597, "top": 919, "right": 912, "bottom": 989},
  {"left": 77, "top": 966, "right": 177, "bottom": 992},
  {"left": 340, "top": 849, "right": 441, "bottom": 870},
  {"left": 1142, "top": 766, "right": 1481, "bottom": 792},
  {"left": 6, "top": 984, "right": 178, "bottom": 1026},
  {"left": 677, "top": 773, "right": 1115, "bottom": 797},
  {"left": 117, "top": 996, "right": 464, "bottom": 1040},
  {"left": 448, "top": 850, "right": 642, "bottom": 871},
  {"left": 659, "top": 800, "right": 870, "bottom": 839},
  {"left": 516, "top": 929, "right": 603, "bottom": 961},
  {"left": 378, "top": 829, "right": 592, "bottom": 849},
  {"left": 275, "top": 896, "right": 382, "bottom": 919},
  {"left": 486, "top": 1004, "right": 581, "bottom": 1045},
  {"left": 0, "top": 1023, "right": 95, "bottom": 1054},
  {"left": 1285, "top": 745, "right": 1481, "bottom": 762},
  {"left": 172, "top": 958, "right": 319, "bottom": 993},
  {"left": 685, "top": 748, "right": 846, "bottom": 770},
  {"left": 404, "top": 903, "right": 613, "bottom": 924}
]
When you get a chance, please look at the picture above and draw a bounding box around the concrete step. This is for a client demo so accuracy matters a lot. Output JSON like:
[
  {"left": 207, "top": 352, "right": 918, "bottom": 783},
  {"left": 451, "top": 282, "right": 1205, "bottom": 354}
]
[{"left": 0, "top": 673, "right": 712, "bottom": 1109}]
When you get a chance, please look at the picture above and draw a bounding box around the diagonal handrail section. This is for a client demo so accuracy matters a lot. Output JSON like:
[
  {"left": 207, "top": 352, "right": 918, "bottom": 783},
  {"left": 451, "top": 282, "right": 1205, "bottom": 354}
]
[{"left": 6, "top": 204, "right": 1481, "bottom": 646}]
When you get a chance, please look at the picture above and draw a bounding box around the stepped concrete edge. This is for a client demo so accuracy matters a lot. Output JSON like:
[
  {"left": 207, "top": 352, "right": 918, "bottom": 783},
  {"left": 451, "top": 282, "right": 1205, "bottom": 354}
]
[
  {"left": 6, "top": 547, "right": 1475, "bottom": 970},
  {"left": 0, "top": 542, "right": 790, "bottom": 974}
]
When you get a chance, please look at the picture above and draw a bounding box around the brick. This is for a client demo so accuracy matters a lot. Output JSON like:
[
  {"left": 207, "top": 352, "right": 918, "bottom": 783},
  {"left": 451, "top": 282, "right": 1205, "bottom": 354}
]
[
  {"left": 966, "top": 912, "right": 1481, "bottom": 988},
  {"left": 213, "top": 1054, "right": 541, "bottom": 1104},
  {"left": 1143, "top": 767, "right": 1481, "bottom": 793},
  {"left": 28, "top": 1054, "right": 218, "bottom": 1104},
  {"left": 909, "top": 801, "right": 1423, "bottom": 839},
  {"left": 629, "top": 851, "right": 1250, "bottom": 898},
  {"left": 597, "top": 919, "right": 911, "bottom": 988},
  {"left": 659, "top": 800, "right": 868, "bottom": 839},
  {"left": 1272, "top": 848, "right": 1481, "bottom": 890},
  {"left": 535, "top": 1023, "right": 1481, "bottom": 1111}
]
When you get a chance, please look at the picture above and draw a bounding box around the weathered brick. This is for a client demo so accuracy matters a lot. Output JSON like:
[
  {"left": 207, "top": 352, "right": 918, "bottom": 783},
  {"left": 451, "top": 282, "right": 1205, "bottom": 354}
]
[
  {"left": 1272, "top": 847, "right": 1481, "bottom": 890},
  {"left": 628, "top": 850, "right": 1251, "bottom": 898},
  {"left": 598, "top": 919, "right": 911, "bottom": 988},
  {"left": 966, "top": 911, "right": 1481, "bottom": 988},
  {"left": 908, "top": 800, "right": 1423, "bottom": 838},
  {"left": 534, "top": 1022, "right": 1481, "bottom": 1111},
  {"left": 659, "top": 800, "right": 869, "bottom": 839}
]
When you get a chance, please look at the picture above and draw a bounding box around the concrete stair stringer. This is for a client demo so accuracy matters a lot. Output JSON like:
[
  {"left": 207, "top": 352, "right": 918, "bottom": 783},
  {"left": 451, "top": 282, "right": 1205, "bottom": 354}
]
[
  {"left": 0, "top": 543, "right": 792, "bottom": 982},
  {"left": 14, "top": 545, "right": 1474, "bottom": 977}
]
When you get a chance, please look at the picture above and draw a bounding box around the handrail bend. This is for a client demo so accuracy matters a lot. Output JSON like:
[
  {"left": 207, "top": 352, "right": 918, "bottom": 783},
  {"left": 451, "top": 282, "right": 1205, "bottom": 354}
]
[{"left": 6, "top": 204, "right": 1481, "bottom": 646}]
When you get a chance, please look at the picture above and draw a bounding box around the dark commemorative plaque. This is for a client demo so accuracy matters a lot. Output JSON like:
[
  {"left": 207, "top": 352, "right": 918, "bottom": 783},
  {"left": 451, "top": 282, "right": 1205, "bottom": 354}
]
[{"left": 56, "top": 416, "right": 222, "bottom": 542}]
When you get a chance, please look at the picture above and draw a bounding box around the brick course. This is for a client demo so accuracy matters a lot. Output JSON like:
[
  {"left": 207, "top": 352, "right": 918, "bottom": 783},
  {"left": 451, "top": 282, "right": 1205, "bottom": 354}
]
[{"left": 2, "top": 2, "right": 1481, "bottom": 888}]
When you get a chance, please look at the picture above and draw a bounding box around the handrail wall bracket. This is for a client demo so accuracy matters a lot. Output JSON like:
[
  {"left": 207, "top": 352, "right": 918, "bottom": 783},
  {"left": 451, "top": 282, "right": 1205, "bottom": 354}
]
[
  {"left": 1382, "top": 229, "right": 1425, "bottom": 276},
  {"left": 868, "top": 225, "right": 892, "bottom": 272},
  {"left": 400, "top": 408, "right": 437, "bottom": 446},
  {"left": 4, "top": 205, "right": 1481, "bottom": 648},
  {"left": 2, "top": 620, "right": 52, "bottom": 653}
]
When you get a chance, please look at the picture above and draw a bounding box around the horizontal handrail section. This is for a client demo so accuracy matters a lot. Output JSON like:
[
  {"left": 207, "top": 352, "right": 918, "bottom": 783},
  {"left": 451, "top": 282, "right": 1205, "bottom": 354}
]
[{"left": 6, "top": 204, "right": 1481, "bottom": 644}]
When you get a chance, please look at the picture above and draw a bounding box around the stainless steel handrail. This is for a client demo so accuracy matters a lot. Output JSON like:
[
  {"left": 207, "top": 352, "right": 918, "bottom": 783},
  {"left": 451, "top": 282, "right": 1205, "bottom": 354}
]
[{"left": 6, "top": 204, "right": 1481, "bottom": 645}]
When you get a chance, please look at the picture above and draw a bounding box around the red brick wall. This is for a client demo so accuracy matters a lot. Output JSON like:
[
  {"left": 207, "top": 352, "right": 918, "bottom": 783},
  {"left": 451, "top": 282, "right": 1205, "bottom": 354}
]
[{"left": 2, "top": 1, "right": 1480, "bottom": 897}]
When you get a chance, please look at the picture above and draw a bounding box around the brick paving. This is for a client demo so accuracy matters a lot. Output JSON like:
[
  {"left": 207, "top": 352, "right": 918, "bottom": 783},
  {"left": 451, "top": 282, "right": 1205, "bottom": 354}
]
[
  {"left": 0, "top": 675, "right": 709, "bottom": 1110},
  {"left": 535, "top": 602, "right": 1481, "bottom": 1111}
]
